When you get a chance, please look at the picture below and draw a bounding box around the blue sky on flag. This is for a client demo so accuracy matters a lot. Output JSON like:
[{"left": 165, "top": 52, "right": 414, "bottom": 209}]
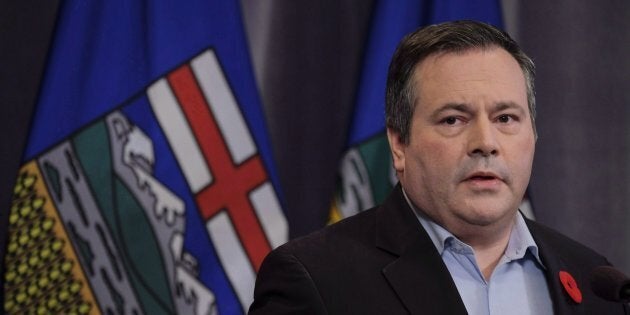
[{"left": 24, "top": 1, "right": 280, "bottom": 189}]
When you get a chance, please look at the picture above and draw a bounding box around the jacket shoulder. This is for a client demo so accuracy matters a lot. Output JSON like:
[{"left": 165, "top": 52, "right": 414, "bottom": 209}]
[
  {"left": 526, "top": 218, "right": 609, "bottom": 264},
  {"left": 276, "top": 205, "right": 382, "bottom": 258},
  {"left": 251, "top": 205, "right": 407, "bottom": 314}
]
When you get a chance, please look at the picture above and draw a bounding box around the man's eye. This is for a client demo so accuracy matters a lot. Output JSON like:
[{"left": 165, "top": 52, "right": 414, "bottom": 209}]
[
  {"left": 443, "top": 117, "right": 458, "bottom": 125},
  {"left": 497, "top": 114, "right": 512, "bottom": 123}
]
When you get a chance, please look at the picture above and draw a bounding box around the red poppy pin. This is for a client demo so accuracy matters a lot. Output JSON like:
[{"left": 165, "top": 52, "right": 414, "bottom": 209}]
[{"left": 559, "top": 270, "right": 582, "bottom": 304}]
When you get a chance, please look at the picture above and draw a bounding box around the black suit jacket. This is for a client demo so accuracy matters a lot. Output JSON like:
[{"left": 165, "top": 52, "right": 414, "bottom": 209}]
[{"left": 250, "top": 185, "right": 628, "bottom": 314}]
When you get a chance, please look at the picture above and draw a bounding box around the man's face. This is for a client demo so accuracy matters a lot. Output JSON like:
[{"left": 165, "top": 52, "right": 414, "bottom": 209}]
[{"left": 388, "top": 47, "right": 535, "bottom": 236}]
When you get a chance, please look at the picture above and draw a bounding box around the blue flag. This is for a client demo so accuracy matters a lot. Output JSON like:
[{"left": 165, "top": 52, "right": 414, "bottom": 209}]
[
  {"left": 331, "top": 0, "right": 505, "bottom": 221},
  {"left": 4, "top": 1, "right": 286, "bottom": 314}
]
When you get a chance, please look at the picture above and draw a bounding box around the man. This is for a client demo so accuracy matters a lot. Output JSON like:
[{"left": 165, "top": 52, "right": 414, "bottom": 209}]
[{"left": 249, "top": 21, "right": 627, "bottom": 314}]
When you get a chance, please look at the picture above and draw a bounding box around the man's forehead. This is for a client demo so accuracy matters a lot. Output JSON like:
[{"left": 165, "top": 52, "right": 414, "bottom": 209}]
[
  {"left": 411, "top": 47, "right": 528, "bottom": 116},
  {"left": 413, "top": 46, "right": 515, "bottom": 76},
  {"left": 411, "top": 47, "right": 527, "bottom": 101}
]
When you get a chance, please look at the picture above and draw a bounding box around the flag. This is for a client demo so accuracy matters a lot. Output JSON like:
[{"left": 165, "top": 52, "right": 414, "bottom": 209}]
[
  {"left": 330, "top": 1, "right": 522, "bottom": 222},
  {"left": 3, "top": 1, "right": 287, "bottom": 314}
]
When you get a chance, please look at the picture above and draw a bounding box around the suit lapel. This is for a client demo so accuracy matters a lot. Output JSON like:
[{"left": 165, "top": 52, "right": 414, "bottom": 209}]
[
  {"left": 527, "top": 220, "right": 584, "bottom": 315},
  {"left": 376, "top": 185, "right": 467, "bottom": 315}
]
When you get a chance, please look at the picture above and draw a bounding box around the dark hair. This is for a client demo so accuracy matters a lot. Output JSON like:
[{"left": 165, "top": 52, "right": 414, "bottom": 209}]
[{"left": 385, "top": 20, "right": 536, "bottom": 144}]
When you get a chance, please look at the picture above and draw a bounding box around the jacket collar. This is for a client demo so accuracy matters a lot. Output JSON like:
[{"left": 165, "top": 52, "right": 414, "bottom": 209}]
[
  {"left": 525, "top": 218, "right": 583, "bottom": 315},
  {"left": 376, "top": 184, "right": 468, "bottom": 315}
]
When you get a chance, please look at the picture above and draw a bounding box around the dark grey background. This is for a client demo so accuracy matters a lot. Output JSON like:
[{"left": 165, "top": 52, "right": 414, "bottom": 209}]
[
  {"left": 0, "top": 0, "right": 61, "bottom": 302},
  {"left": 241, "top": 0, "right": 630, "bottom": 274}
]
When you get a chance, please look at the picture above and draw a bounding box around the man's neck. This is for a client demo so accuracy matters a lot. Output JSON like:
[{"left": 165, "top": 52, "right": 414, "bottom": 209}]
[
  {"left": 400, "top": 187, "right": 518, "bottom": 279},
  {"left": 455, "top": 218, "right": 515, "bottom": 280},
  {"left": 472, "top": 236, "right": 511, "bottom": 280}
]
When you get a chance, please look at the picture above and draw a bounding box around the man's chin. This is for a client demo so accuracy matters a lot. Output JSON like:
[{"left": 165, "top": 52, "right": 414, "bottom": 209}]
[{"left": 454, "top": 206, "right": 517, "bottom": 227}]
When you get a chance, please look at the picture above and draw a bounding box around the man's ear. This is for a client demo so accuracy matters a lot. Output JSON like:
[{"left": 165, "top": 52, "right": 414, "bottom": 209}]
[{"left": 386, "top": 128, "right": 405, "bottom": 173}]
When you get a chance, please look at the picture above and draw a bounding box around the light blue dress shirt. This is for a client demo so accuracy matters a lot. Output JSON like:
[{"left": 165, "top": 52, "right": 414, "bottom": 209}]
[{"left": 406, "top": 194, "right": 554, "bottom": 314}]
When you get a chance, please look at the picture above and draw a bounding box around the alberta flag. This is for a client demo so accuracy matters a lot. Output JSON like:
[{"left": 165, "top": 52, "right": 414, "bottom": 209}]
[
  {"left": 329, "top": 1, "right": 538, "bottom": 221},
  {"left": 4, "top": 1, "right": 286, "bottom": 314}
]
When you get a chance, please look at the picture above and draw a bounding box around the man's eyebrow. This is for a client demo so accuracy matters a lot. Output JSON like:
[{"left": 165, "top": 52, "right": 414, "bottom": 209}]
[
  {"left": 429, "top": 101, "right": 527, "bottom": 119},
  {"left": 493, "top": 101, "right": 527, "bottom": 115},
  {"left": 430, "top": 103, "right": 473, "bottom": 120}
]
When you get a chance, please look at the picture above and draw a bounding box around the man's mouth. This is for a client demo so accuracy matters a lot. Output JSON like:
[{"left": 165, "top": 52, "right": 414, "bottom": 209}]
[
  {"left": 468, "top": 175, "right": 497, "bottom": 181},
  {"left": 463, "top": 171, "right": 503, "bottom": 189},
  {"left": 465, "top": 171, "right": 500, "bottom": 181}
]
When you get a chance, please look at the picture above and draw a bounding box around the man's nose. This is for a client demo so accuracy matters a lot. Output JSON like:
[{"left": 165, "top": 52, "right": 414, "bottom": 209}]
[{"left": 467, "top": 119, "right": 499, "bottom": 157}]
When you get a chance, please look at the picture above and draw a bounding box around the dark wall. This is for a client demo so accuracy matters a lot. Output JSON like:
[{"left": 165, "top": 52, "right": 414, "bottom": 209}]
[
  {"left": 0, "top": 0, "right": 60, "bottom": 301},
  {"left": 517, "top": 1, "right": 630, "bottom": 273},
  {"left": 242, "top": 0, "right": 375, "bottom": 237}
]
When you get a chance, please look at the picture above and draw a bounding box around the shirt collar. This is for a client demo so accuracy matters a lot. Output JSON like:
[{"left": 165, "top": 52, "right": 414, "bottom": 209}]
[{"left": 402, "top": 188, "right": 546, "bottom": 268}]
